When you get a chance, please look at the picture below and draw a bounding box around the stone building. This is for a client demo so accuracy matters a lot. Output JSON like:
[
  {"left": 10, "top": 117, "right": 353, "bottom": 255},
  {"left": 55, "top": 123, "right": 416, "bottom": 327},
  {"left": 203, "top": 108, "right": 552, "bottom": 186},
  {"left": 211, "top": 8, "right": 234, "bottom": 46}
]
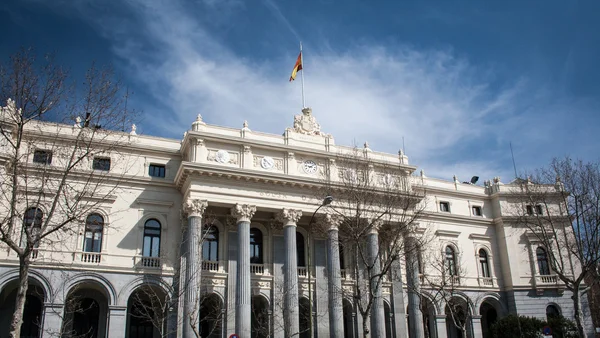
[{"left": 0, "top": 106, "right": 592, "bottom": 337}]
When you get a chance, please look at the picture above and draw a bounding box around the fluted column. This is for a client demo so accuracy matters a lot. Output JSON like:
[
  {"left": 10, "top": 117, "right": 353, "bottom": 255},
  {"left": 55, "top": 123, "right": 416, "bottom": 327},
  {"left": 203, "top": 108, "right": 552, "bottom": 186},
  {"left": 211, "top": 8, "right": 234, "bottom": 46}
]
[
  {"left": 367, "top": 224, "right": 385, "bottom": 337},
  {"left": 277, "top": 208, "right": 303, "bottom": 337},
  {"left": 182, "top": 198, "right": 208, "bottom": 338},
  {"left": 405, "top": 234, "right": 424, "bottom": 338},
  {"left": 325, "top": 213, "right": 344, "bottom": 338},
  {"left": 232, "top": 204, "right": 256, "bottom": 338}
]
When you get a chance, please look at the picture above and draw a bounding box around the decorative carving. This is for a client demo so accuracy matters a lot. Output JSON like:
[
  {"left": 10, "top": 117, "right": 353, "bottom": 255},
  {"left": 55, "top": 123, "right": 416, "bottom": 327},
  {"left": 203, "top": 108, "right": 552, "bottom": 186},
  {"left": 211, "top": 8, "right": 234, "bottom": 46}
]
[
  {"left": 322, "top": 211, "right": 342, "bottom": 230},
  {"left": 288, "top": 107, "right": 325, "bottom": 136},
  {"left": 231, "top": 204, "right": 256, "bottom": 223},
  {"left": 243, "top": 145, "right": 252, "bottom": 153},
  {"left": 252, "top": 281, "right": 271, "bottom": 289},
  {"left": 277, "top": 209, "right": 302, "bottom": 226},
  {"left": 192, "top": 114, "right": 206, "bottom": 131},
  {"left": 184, "top": 199, "right": 208, "bottom": 217},
  {"left": 215, "top": 150, "right": 230, "bottom": 163},
  {"left": 207, "top": 149, "right": 238, "bottom": 165},
  {"left": 74, "top": 116, "right": 82, "bottom": 128},
  {"left": 130, "top": 124, "right": 137, "bottom": 135}
]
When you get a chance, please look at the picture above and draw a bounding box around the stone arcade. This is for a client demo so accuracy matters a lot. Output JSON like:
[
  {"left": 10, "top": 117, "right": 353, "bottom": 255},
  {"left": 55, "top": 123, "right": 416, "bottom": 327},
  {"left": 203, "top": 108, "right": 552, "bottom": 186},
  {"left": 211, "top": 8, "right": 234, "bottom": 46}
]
[{"left": 0, "top": 107, "right": 592, "bottom": 337}]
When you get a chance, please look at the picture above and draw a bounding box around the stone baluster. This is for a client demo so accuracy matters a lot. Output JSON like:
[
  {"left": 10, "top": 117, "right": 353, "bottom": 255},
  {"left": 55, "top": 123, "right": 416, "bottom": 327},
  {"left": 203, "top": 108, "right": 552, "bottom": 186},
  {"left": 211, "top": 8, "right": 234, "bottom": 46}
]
[
  {"left": 324, "top": 212, "right": 345, "bottom": 338},
  {"left": 405, "top": 233, "right": 425, "bottom": 338},
  {"left": 231, "top": 204, "right": 256, "bottom": 338},
  {"left": 368, "top": 221, "right": 385, "bottom": 337},
  {"left": 182, "top": 198, "right": 208, "bottom": 338},
  {"left": 277, "top": 208, "right": 303, "bottom": 337}
]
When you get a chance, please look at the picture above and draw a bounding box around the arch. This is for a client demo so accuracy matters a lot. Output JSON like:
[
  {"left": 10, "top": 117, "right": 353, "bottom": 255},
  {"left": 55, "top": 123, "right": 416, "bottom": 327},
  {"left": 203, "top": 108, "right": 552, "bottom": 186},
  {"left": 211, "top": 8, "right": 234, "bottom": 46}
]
[
  {"left": 200, "top": 293, "right": 224, "bottom": 338},
  {"left": 83, "top": 213, "right": 104, "bottom": 253},
  {"left": 480, "top": 300, "right": 500, "bottom": 338},
  {"left": 250, "top": 227, "right": 264, "bottom": 264},
  {"left": 445, "top": 296, "right": 471, "bottom": 338},
  {"left": 203, "top": 225, "right": 220, "bottom": 261},
  {"left": 445, "top": 245, "right": 457, "bottom": 276},
  {"left": 299, "top": 296, "right": 310, "bottom": 338},
  {"left": 546, "top": 303, "right": 561, "bottom": 320},
  {"left": 0, "top": 277, "right": 46, "bottom": 338},
  {"left": 251, "top": 294, "right": 270, "bottom": 338},
  {"left": 343, "top": 298, "right": 356, "bottom": 338},
  {"left": 143, "top": 218, "right": 162, "bottom": 258},
  {"left": 0, "top": 269, "right": 53, "bottom": 301},
  {"left": 478, "top": 249, "right": 490, "bottom": 278},
  {"left": 127, "top": 284, "right": 170, "bottom": 338},
  {"left": 296, "top": 231, "right": 307, "bottom": 267},
  {"left": 59, "top": 272, "right": 117, "bottom": 306},
  {"left": 62, "top": 277, "right": 113, "bottom": 338},
  {"left": 204, "top": 218, "right": 226, "bottom": 263},
  {"left": 118, "top": 276, "right": 173, "bottom": 307},
  {"left": 475, "top": 293, "right": 505, "bottom": 315}
]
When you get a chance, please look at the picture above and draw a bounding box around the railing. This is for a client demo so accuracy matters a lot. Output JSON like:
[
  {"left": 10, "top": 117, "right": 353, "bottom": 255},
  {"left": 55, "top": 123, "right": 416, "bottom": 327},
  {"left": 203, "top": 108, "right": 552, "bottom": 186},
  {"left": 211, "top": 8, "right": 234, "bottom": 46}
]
[
  {"left": 536, "top": 274, "right": 558, "bottom": 285},
  {"left": 135, "top": 256, "right": 161, "bottom": 269},
  {"left": 202, "top": 260, "right": 219, "bottom": 272},
  {"left": 298, "top": 267, "right": 308, "bottom": 277},
  {"left": 250, "top": 264, "right": 264, "bottom": 275},
  {"left": 479, "top": 277, "right": 494, "bottom": 287},
  {"left": 340, "top": 269, "right": 347, "bottom": 279},
  {"left": 80, "top": 252, "right": 102, "bottom": 264}
]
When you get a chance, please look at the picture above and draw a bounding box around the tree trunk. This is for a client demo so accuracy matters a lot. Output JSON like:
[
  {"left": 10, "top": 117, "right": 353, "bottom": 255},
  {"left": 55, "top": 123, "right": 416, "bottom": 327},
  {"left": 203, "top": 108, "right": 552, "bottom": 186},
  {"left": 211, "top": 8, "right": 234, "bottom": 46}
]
[
  {"left": 572, "top": 285, "right": 586, "bottom": 338},
  {"left": 362, "top": 315, "right": 370, "bottom": 338},
  {"left": 9, "top": 254, "right": 31, "bottom": 338}
]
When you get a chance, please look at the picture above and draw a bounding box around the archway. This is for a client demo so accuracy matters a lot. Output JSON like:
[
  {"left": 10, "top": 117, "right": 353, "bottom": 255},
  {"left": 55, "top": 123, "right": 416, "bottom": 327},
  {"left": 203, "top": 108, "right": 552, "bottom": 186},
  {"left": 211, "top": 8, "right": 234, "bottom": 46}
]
[
  {"left": 127, "top": 285, "right": 168, "bottom": 338},
  {"left": 343, "top": 299, "right": 355, "bottom": 338},
  {"left": 251, "top": 295, "right": 269, "bottom": 338},
  {"left": 0, "top": 281, "right": 45, "bottom": 338},
  {"left": 298, "top": 296, "right": 310, "bottom": 338},
  {"left": 62, "top": 283, "right": 110, "bottom": 338},
  {"left": 480, "top": 302, "right": 498, "bottom": 338},
  {"left": 200, "top": 293, "right": 224, "bottom": 338},
  {"left": 445, "top": 297, "right": 471, "bottom": 338}
]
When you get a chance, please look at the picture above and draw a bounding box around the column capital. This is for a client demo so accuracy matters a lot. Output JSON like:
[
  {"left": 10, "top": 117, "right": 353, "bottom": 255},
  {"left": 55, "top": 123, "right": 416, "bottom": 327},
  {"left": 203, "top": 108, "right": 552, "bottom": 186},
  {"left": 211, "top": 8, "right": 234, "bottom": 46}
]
[
  {"left": 367, "top": 218, "right": 383, "bottom": 234},
  {"left": 184, "top": 198, "right": 208, "bottom": 217},
  {"left": 231, "top": 204, "right": 256, "bottom": 223},
  {"left": 277, "top": 208, "right": 302, "bottom": 226},
  {"left": 322, "top": 211, "right": 342, "bottom": 231}
]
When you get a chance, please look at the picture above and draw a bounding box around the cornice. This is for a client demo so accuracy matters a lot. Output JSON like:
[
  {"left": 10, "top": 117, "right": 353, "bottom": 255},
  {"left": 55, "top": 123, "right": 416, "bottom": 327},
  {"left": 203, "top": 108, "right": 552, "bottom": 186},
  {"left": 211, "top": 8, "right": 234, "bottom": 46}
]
[
  {"left": 421, "top": 211, "right": 494, "bottom": 227},
  {"left": 417, "top": 185, "right": 488, "bottom": 200}
]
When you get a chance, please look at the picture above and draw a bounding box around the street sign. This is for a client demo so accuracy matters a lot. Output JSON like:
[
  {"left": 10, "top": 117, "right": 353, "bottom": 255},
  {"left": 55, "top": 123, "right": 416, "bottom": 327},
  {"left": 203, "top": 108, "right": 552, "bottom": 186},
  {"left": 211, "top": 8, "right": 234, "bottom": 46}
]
[
  {"left": 542, "top": 325, "right": 552, "bottom": 336},
  {"left": 229, "top": 335, "right": 239, "bottom": 338}
]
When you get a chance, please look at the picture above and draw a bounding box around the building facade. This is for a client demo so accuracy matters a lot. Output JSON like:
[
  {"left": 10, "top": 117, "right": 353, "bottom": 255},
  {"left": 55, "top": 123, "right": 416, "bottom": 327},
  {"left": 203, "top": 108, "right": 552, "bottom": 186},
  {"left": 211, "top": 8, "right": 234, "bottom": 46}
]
[{"left": 0, "top": 106, "right": 593, "bottom": 337}]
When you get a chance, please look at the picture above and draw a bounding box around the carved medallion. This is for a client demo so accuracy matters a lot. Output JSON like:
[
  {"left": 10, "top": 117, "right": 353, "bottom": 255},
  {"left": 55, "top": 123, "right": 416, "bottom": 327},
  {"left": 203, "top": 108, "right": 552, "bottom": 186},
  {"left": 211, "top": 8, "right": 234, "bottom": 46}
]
[
  {"left": 215, "top": 150, "right": 230, "bottom": 164},
  {"left": 261, "top": 156, "right": 274, "bottom": 170}
]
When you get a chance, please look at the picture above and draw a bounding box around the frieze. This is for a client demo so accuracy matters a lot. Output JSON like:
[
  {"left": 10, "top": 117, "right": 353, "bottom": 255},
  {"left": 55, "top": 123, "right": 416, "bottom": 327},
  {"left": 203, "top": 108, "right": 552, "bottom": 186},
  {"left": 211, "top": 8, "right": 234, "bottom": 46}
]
[
  {"left": 207, "top": 149, "right": 238, "bottom": 165},
  {"left": 253, "top": 155, "right": 284, "bottom": 171}
]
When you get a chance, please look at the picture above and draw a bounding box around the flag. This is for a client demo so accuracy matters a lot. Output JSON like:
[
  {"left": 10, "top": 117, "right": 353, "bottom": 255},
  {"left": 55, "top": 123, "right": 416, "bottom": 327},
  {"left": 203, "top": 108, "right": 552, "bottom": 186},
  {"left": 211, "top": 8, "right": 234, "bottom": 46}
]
[{"left": 289, "top": 52, "right": 303, "bottom": 82}]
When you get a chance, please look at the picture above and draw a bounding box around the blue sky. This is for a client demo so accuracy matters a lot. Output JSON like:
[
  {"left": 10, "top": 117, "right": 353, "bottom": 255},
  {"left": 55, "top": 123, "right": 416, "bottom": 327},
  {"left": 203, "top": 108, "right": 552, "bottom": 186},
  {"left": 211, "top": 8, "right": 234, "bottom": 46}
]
[{"left": 1, "top": 0, "right": 599, "bottom": 182}]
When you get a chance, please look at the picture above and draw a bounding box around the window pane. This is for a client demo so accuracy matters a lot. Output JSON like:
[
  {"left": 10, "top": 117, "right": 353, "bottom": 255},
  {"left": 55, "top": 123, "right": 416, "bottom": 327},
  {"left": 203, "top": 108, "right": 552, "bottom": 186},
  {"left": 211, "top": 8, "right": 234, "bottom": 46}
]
[
  {"left": 33, "top": 150, "right": 52, "bottom": 164},
  {"left": 93, "top": 157, "right": 111, "bottom": 171},
  {"left": 149, "top": 164, "right": 166, "bottom": 178},
  {"left": 143, "top": 237, "right": 152, "bottom": 256},
  {"left": 151, "top": 238, "right": 160, "bottom": 257}
]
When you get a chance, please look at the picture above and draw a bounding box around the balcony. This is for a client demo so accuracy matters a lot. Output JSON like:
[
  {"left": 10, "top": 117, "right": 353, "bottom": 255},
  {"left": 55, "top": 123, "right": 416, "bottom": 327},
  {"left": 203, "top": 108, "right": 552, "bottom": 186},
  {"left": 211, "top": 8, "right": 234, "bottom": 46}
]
[
  {"left": 537, "top": 274, "right": 558, "bottom": 285},
  {"left": 74, "top": 251, "right": 102, "bottom": 264},
  {"left": 340, "top": 269, "right": 347, "bottom": 279},
  {"left": 478, "top": 277, "right": 494, "bottom": 287},
  {"left": 250, "top": 263, "right": 265, "bottom": 275},
  {"left": 134, "top": 255, "right": 162, "bottom": 269},
  {"left": 533, "top": 274, "right": 564, "bottom": 295},
  {"left": 298, "top": 267, "right": 308, "bottom": 277},
  {"left": 202, "top": 260, "right": 220, "bottom": 272}
]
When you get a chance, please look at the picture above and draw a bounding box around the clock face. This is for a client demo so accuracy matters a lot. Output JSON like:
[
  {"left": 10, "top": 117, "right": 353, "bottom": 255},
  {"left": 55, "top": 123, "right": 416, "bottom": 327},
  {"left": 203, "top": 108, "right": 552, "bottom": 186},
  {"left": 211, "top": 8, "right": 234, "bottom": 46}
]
[
  {"left": 303, "top": 160, "right": 318, "bottom": 174},
  {"left": 261, "top": 156, "right": 274, "bottom": 170}
]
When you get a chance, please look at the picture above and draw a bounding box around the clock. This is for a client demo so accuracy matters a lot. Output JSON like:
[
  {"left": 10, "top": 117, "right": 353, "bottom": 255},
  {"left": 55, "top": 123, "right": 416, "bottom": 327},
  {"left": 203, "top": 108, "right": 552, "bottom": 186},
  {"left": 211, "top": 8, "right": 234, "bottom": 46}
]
[
  {"left": 261, "top": 156, "right": 274, "bottom": 170},
  {"left": 303, "top": 160, "right": 318, "bottom": 174}
]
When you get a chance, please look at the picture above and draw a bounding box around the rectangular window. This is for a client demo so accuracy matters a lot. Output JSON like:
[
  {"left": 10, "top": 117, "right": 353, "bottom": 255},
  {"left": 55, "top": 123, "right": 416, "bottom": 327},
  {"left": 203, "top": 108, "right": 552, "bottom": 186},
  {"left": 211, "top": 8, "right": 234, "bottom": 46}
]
[
  {"left": 33, "top": 150, "right": 52, "bottom": 165},
  {"left": 439, "top": 201, "right": 450, "bottom": 212},
  {"left": 92, "top": 157, "right": 111, "bottom": 171},
  {"left": 526, "top": 205, "right": 534, "bottom": 215},
  {"left": 472, "top": 206, "right": 482, "bottom": 216},
  {"left": 149, "top": 164, "right": 166, "bottom": 178}
]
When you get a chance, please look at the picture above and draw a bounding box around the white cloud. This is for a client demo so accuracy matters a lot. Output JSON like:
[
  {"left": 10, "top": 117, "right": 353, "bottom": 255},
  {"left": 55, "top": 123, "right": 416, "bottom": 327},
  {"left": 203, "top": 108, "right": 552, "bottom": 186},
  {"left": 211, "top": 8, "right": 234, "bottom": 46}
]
[{"left": 46, "top": 0, "right": 598, "bottom": 183}]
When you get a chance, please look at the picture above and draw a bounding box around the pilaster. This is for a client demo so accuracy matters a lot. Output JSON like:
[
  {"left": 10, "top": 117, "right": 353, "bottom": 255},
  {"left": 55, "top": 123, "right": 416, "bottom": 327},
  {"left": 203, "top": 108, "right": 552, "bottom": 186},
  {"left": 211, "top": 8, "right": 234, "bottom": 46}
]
[
  {"left": 41, "top": 303, "right": 64, "bottom": 338},
  {"left": 107, "top": 305, "right": 128, "bottom": 338}
]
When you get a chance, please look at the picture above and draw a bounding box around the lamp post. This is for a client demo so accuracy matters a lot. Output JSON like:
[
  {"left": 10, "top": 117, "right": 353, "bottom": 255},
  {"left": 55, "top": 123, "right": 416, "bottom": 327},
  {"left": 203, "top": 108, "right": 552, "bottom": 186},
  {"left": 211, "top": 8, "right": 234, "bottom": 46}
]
[{"left": 307, "top": 196, "right": 333, "bottom": 338}]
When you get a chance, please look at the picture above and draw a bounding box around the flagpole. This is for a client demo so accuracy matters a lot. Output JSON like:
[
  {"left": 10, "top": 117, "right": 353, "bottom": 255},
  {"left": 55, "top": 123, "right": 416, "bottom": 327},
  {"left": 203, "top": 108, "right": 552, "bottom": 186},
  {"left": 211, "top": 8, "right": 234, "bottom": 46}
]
[{"left": 300, "top": 41, "right": 306, "bottom": 108}]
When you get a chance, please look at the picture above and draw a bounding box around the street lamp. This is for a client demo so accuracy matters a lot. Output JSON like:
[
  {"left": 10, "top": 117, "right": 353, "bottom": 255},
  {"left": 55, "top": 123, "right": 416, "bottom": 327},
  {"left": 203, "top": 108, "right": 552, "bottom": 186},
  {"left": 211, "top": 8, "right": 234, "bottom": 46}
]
[{"left": 307, "top": 195, "right": 333, "bottom": 338}]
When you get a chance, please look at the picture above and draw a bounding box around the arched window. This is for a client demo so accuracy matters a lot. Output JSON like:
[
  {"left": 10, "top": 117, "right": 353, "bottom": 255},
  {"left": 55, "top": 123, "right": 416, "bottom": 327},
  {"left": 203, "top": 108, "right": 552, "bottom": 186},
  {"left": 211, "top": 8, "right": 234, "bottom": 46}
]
[
  {"left": 202, "top": 225, "right": 219, "bottom": 261},
  {"left": 250, "top": 228, "right": 263, "bottom": 264},
  {"left": 22, "top": 207, "right": 43, "bottom": 247},
  {"left": 445, "top": 246, "right": 457, "bottom": 276},
  {"left": 297, "top": 232, "right": 306, "bottom": 267},
  {"left": 479, "top": 249, "right": 490, "bottom": 278},
  {"left": 143, "top": 219, "right": 161, "bottom": 257},
  {"left": 83, "top": 214, "right": 104, "bottom": 253},
  {"left": 546, "top": 304, "right": 560, "bottom": 320},
  {"left": 536, "top": 247, "right": 550, "bottom": 275}
]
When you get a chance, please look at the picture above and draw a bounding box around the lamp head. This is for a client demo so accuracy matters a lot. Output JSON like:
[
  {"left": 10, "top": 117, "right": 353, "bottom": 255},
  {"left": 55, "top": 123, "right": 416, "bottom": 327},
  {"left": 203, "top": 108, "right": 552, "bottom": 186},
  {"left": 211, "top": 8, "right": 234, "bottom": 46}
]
[{"left": 322, "top": 196, "right": 334, "bottom": 206}]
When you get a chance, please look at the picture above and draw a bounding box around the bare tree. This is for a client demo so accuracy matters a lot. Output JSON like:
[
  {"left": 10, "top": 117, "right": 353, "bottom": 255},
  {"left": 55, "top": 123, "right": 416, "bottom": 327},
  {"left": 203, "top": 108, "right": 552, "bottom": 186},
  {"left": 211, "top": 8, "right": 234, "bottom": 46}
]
[
  {"left": 509, "top": 158, "right": 600, "bottom": 337},
  {"left": 317, "top": 146, "right": 426, "bottom": 337},
  {"left": 0, "top": 48, "right": 136, "bottom": 338}
]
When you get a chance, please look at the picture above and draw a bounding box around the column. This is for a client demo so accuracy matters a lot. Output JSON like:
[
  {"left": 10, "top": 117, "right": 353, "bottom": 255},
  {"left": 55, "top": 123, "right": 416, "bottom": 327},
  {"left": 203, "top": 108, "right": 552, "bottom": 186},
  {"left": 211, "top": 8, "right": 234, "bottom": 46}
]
[
  {"left": 471, "top": 315, "right": 483, "bottom": 338},
  {"left": 325, "top": 213, "right": 344, "bottom": 338},
  {"left": 435, "top": 314, "right": 449, "bottom": 338},
  {"left": 367, "top": 226, "right": 385, "bottom": 337},
  {"left": 41, "top": 303, "right": 63, "bottom": 337},
  {"left": 277, "top": 208, "right": 302, "bottom": 337},
  {"left": 232, "top": 204, "right": 256, "bottom": 338},
  {"left": 107, "top": 305, "right": 128, "bottom": 338},
  {"left": 182, "top": 198, "right": 208, "bottom": 338},
  {"left": 405, "top": 234, "right": 425, "bottom": 338}
]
